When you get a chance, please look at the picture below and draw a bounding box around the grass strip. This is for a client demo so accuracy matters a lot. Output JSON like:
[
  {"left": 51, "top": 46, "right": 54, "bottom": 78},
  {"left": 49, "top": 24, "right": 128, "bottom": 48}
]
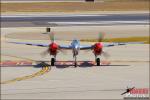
[{"left": 81, "top": 36, "right": 150, "bottom": 44}]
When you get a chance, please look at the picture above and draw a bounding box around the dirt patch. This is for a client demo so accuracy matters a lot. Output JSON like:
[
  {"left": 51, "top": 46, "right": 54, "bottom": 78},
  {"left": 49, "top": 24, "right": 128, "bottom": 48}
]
[{"left": 1, "top": 1, "right": 149, "bottom": 12}]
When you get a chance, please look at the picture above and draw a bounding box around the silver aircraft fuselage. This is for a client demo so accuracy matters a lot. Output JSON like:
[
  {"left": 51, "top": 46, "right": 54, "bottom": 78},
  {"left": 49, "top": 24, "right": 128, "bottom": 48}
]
[{"left": 71, "top": 39, "right": 80, "bottom": 57}]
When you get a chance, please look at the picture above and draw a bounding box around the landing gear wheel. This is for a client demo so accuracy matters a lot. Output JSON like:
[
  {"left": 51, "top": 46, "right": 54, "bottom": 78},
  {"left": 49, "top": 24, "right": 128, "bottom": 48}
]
[
  {"left": 96, "top": 58, "right": 100, "bottom": 66},
  {"left": 51, "top": 58, "right": 55, "bottom": 66},
  {"left": 74, "top": 62, "right": 77, "bottom": 68}
]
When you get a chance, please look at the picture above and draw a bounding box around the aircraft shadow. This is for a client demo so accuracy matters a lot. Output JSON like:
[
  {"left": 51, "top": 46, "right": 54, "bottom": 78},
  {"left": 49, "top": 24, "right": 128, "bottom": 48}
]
[
  {"left": 55, "top": 64, "right": 130, "bottom": 69},
  {"left": 54, "top": 61, "right": 130, "bottom": 69},
  {"left": 1, "top": 61, "right": 130, "bottom": 68}
]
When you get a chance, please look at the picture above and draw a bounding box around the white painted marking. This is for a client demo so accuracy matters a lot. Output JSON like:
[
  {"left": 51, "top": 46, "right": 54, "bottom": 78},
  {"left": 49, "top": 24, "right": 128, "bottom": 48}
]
[
  {"left": 48, "top": 20, "right": 149, "bottom": 25},
  {"left": 1, "top": 14, "right": 107, "bottom": 17}
]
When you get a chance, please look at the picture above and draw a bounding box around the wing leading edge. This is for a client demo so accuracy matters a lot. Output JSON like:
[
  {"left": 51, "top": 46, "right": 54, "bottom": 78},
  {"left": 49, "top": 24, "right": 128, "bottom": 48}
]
[
  {"left": 8, "top": 41, "right": 72, "bottom": 49},
  {"left": 8, "top": 41, "right": 49, "bottom": 47},
  {"left": 8, "top": 41, "right": 144, "bottom": 50}
]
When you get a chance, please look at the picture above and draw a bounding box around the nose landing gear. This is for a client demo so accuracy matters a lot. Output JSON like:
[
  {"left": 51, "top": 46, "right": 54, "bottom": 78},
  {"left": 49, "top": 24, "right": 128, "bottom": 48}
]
[{"left": 74, "top": 56, "right": 77, "bottom": 68}]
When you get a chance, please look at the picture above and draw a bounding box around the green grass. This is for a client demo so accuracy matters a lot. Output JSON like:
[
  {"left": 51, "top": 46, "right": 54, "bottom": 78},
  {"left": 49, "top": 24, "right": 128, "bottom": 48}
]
[{"left": 81, "top": 36, "right": 150, "bottom": 44}]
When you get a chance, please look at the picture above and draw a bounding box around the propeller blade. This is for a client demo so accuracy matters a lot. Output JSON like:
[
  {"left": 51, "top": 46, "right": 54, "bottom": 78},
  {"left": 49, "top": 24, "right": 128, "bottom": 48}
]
[
  {"left": 40, "top": 48, "right": 49, "bottom": 57},
  {"left": 98, "top": 32, "right": 105, "bottom": 42},
  {"left": 49, "top": 32, "right": 55, "bottom": 42},
  {"left": 46, "top": 27, "right": 55, "bottom": 42},
  {"left": 102, "top": 51, "right": 110, "bottom": 58},
  {"left": 59, "top": 49, "right": 67, "bottom": 55}
]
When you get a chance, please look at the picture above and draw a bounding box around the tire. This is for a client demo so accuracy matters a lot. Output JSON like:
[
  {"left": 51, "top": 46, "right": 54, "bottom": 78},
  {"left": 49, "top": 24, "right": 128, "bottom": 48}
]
[
  {"left": 96, "top": 58, "right": 100, "bottom": 66},
  {"left": 74, "top": 62, "right": 77, "bottom": 68},
  {"left": 51, "top": 58, "right": 55, "bottom": 66}
]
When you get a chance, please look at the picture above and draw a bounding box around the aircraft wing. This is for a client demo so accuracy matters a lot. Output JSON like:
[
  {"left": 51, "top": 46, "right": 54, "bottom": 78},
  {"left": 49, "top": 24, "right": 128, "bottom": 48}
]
[
  {"left": 80, "top": 45, "right": 93, "bottom": 50},
  {"left": 103, "top": 43, "right": 126, "bottom": 47},
  {"left": 103, "top": 42, "right": 144, "bottom": 47},
  {"left": 8, "top": 41, "right": 144, "bottom": 49},
  {"left": 79, "top": 43, "right": 126, "bottom": 50},
  {"left": 8, "top": 41, "right": 49, "bottom": 47},
  {"left": 79, "top": 42, "right": 144, "bottom": 50},
  {"left": 59, "top": 45, "right": 72, "bottom": 49},
  {"left": 8, "top": 41, "right": 72, "bottom": 49}
]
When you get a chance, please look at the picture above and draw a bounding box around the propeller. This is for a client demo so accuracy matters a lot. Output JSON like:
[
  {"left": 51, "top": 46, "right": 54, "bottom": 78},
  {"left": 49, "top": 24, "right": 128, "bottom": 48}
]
[
  {"left": 40, "top": 27, "right": 67, "bottom": 57},
  {"left": 40, "top": 27, "right": 53, "bottom": 57},
  {"left": 83, "top": 32, "right": 110, "bottom": 59},
  {"left": 98, "top": 32, "right": 110, "bottom": 58}
]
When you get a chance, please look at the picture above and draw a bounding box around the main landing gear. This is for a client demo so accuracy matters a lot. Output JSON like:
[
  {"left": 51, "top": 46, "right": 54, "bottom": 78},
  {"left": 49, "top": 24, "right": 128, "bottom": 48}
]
[
  {"left": 74, "top": 62, "right": 77, "bottom": 68},
  {"left": 96, "top": 58, "right": 100, "bottom": 66},
  {"left": 51, "top": 58, "right": 55, "bottom": 66}
]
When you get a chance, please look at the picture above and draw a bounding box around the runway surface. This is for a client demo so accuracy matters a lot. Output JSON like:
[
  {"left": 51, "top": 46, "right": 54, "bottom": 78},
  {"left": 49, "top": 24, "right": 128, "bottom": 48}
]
[
  {"left": 1, "top": 13, "right": 149, "bottom": 27},
  {"left": 1, "top": 11, "right": 149, "bottom": 99},
  {"left": 1, "top": 25, "right": 149, "bottom": 99}
]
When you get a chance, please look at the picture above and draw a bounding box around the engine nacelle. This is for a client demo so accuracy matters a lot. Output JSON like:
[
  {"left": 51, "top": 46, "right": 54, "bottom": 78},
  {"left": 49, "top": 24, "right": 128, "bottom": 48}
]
[
  {"left": 49, "top": 43, "right": 58, "bottom": 55},
  {"left": 93, "top": 43, "right": 103, "bottom": 55}
]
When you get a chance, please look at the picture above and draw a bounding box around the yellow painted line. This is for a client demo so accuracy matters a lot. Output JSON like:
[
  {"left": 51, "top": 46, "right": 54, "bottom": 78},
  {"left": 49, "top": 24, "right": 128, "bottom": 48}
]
[
  {"left": 1, "top": 66, "right": 50, "bottom": 84},
  {"left": 1, "top": 54, "right": 51, "bottom": 84}
]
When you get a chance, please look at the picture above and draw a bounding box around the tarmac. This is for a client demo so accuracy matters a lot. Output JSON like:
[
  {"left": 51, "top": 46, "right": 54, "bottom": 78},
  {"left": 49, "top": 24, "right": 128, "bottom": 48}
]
[
  {"left": 1, "top": 13, "right": 149, "bottom": 27},
  {"left": 1, "top": 24, "right": 149, "bottom": 99}
]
